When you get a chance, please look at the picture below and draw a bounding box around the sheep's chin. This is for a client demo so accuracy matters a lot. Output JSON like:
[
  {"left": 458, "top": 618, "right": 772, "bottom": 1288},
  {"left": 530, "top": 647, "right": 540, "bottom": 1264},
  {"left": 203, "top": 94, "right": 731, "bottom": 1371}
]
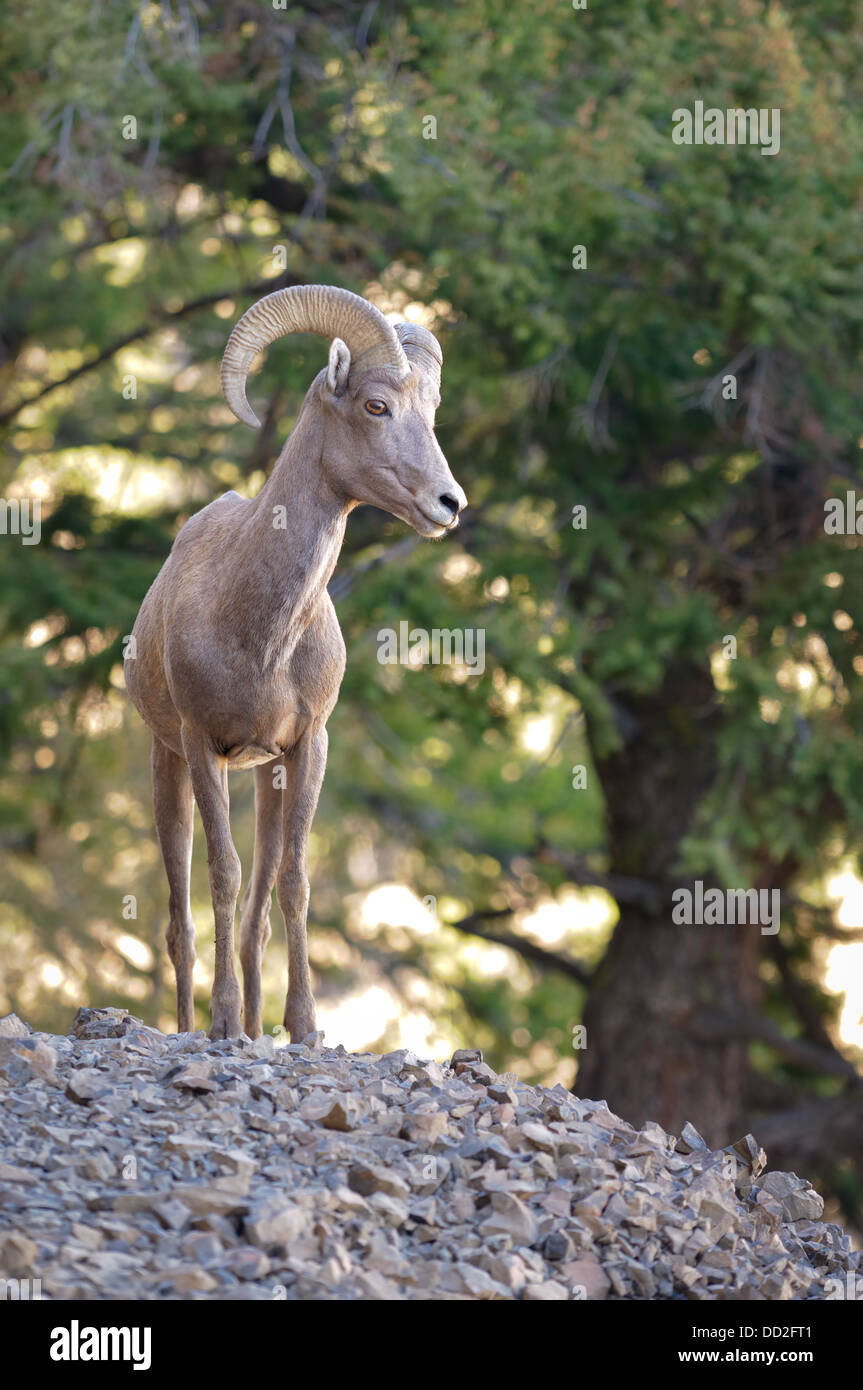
[
  {"left": 401, "top": 503, "right": 450, "bottom": 539},
  {"left": 415, "top": 519, "right": 448, "bottom": 540}
]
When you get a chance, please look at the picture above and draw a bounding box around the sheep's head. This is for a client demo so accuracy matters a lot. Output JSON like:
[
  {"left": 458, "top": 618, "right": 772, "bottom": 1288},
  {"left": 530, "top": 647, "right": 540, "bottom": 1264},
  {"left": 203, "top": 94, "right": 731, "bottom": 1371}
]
[{"left": 221, "top": 286, "right": 467, "bottom": 539}]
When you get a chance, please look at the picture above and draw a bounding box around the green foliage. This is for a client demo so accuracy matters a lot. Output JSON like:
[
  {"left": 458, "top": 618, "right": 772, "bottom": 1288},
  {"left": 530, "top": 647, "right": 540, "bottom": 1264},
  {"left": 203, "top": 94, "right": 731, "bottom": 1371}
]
[{"left": 1, "top": 0, "right": 862, "bottom": 1205}]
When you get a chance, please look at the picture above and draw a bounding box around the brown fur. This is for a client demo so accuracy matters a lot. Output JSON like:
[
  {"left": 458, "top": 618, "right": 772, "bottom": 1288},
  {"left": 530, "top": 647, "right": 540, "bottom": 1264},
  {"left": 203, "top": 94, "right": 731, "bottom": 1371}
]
[{"left": 126, "top": 349, "right": 466, "bottom": 1040}]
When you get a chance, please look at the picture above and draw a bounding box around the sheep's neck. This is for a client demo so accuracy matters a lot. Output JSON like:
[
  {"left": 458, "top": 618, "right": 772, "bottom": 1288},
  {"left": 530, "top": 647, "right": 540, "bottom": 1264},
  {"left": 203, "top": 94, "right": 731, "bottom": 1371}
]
[{"left": 242, "top": 408, "right": 351, "bottom": 667}]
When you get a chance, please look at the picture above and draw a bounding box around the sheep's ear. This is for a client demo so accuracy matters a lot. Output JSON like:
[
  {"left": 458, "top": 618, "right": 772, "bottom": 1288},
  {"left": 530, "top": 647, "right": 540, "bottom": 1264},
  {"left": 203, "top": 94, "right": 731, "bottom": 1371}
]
[{"left": 326, "top": 338, "right": 351, "bottom": 396}]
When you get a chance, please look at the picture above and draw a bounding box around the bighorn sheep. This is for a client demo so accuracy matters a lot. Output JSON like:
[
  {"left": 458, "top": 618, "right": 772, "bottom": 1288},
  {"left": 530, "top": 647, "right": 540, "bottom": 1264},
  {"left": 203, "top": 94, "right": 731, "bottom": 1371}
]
[{"left": 125, "top": 285, "right": 466, "bottom": 1040}]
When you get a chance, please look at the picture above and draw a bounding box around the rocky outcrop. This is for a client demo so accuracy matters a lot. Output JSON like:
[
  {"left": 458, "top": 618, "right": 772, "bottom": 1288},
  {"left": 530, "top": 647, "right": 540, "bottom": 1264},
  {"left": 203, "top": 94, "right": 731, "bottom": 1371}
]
[{"left": 0, "top": 1008, "right": 857, "bottom": 1300}]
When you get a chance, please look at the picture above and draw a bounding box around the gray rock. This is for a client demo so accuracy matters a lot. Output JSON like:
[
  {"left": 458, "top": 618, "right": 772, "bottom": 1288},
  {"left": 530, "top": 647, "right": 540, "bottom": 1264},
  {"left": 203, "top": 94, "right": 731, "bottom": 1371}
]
[
  {"left": 677, "top": 1121, "right": 709, "bottom": 1153},
  {"left": 760, "top": 1171, "right": 825, "bottom": 1223},
  {"left": 0, "top": 1232, "right": 39, "bottom": 1276},
  {"left": 0, "top": 1014, "right": 30, "bottom": 1039},
  {"left": 0, "top": 1038, "right": 58, "bottom": 1084},
  {"left": 64, "top": 1068, "right": 110, "bottom": 1104},
  {"left": 0, "top": 1005, "right": 856, "bottom": 1303},
  {"left": 542, "top": 1230, "right": 574, "bottom": 1262},
  {"left": 522, "top": 1278, "right": 569, "bottom": 1300},
  {"left": 321, "top": 1097, "right": 362, "bottom": 1131},
  {"left": 481, "top": 1191, "right": 537, "bottom": 1245},
  {"left": 225, "top": 1246, "right": 270, "bottom": 1280},
  {"left": 450, "top": 1048, "right": 483, "bottom": 1068},
  {"left": 69, "top": 1007, "right": 135, "bottom": 1041},
  {"left": 245, "top": 1199, "right": 308, "bottom": 1248},
  {"left": 347, "top": 1164, "right": 410, "bottom": 1201}
]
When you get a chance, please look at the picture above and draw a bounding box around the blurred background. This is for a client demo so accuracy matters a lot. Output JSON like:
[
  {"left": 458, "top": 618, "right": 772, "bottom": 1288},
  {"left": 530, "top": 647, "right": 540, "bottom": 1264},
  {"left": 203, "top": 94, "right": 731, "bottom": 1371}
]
[{"left": 2, "top": 1, "right": 863, "bottom": 1229}]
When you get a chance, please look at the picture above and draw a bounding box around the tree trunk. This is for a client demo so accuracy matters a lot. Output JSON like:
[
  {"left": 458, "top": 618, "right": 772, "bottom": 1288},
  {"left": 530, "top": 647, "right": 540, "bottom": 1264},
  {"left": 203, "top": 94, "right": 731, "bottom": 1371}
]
[{"left": 575, "top": 663, "right": 760, "bottom": 1147}]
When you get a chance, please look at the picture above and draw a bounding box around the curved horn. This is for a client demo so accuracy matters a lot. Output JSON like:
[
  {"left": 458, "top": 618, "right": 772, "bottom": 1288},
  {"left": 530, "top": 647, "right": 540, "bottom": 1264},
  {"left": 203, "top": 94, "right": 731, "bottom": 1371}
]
[
  {"left": 394, "top": 321, "right": 443, "bottom": 382},
  {"left": 221, "top": 285, "right": 410, "bottom": 428}
]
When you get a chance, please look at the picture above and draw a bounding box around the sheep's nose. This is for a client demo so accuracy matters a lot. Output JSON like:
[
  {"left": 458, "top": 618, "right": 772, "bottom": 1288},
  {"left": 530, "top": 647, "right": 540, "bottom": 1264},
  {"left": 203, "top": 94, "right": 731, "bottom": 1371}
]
[{"left": 439, "top": 492, "right": 461, "bottom": 517}]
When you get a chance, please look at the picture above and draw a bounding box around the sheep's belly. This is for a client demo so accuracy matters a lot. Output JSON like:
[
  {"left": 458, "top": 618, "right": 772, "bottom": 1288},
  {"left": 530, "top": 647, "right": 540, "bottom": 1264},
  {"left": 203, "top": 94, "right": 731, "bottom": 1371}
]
[{"left": 224, "top": 743, "right": 281, "bottom": 769}]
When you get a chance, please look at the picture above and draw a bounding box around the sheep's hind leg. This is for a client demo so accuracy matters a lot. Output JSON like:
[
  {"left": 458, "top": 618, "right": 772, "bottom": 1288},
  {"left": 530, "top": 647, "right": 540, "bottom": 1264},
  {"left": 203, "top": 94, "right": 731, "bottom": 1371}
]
[
  {"left": 152, "top": 737, "right": 197, "bottom": 1033},
  {"left": 277, "top": 727, "right": 328, "bottom": 1042},
  {"left": 182, "top": 725, "right": 243, "bottom": 1039},
  {"left": 240, "top": 758, "right": 285, "bottom": 1038}
]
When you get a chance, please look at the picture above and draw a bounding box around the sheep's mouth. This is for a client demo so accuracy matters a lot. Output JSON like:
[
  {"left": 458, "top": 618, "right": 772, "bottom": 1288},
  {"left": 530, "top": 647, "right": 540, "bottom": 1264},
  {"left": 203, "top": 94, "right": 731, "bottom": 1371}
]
[{"left": 414, "top": 505, "right": 458, "bottom": 538}]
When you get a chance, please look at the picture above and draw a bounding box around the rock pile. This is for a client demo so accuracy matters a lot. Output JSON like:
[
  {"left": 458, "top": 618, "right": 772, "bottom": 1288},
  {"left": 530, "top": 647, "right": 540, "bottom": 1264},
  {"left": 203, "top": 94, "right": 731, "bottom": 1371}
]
[{"left": 0, "top": 1007, "right": 858, "bottom": 1300}]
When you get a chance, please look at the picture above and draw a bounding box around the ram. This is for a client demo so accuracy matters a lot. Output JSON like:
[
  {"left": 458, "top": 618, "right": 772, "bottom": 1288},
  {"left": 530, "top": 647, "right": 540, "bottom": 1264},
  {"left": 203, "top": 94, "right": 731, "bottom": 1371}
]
[{"left": 126, "top": 285, "right": 467, "bottom": 1040}]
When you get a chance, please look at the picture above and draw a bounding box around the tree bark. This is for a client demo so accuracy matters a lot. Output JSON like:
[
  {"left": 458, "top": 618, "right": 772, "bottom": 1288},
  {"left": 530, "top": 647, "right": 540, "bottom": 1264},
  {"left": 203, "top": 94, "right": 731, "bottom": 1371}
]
[{"left": 575, "top": 663, "right": 761, "bottom": 1146}]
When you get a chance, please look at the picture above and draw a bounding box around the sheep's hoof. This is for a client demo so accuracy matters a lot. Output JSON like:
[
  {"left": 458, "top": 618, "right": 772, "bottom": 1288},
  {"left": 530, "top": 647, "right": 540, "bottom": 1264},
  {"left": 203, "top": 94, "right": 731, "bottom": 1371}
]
[
  {"left": 285, "top": 1010, "right": 317, "bottom": 1044},
  {"left": 208, "top": 1015, "right": 242, "bottom": 1040},
  {"left": 209, "top": 992, "right": 242, "bottom": 1040}
]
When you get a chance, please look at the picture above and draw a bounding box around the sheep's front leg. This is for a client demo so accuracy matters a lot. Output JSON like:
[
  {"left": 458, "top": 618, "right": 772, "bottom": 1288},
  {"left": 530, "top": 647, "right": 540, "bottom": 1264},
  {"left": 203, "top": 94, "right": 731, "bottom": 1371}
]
[
  {"left": 240, "top": 758, "right": 285, "bottom": 1038},
  {"left": 151, "top": 737, "right": 197, "bottom": 1032},
  {"left": 277, "top": 727, "right": 328, "bottom": 1042},
  {"left": 182, "top": 725, "right": 242, "bottom": 1039}
]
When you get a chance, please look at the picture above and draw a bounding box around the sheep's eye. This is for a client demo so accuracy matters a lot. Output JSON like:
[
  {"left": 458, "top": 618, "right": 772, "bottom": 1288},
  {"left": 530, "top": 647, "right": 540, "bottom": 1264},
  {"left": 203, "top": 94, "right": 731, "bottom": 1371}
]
[{"left": 365, "top": 399, "right": 388, "bottom": 416}]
